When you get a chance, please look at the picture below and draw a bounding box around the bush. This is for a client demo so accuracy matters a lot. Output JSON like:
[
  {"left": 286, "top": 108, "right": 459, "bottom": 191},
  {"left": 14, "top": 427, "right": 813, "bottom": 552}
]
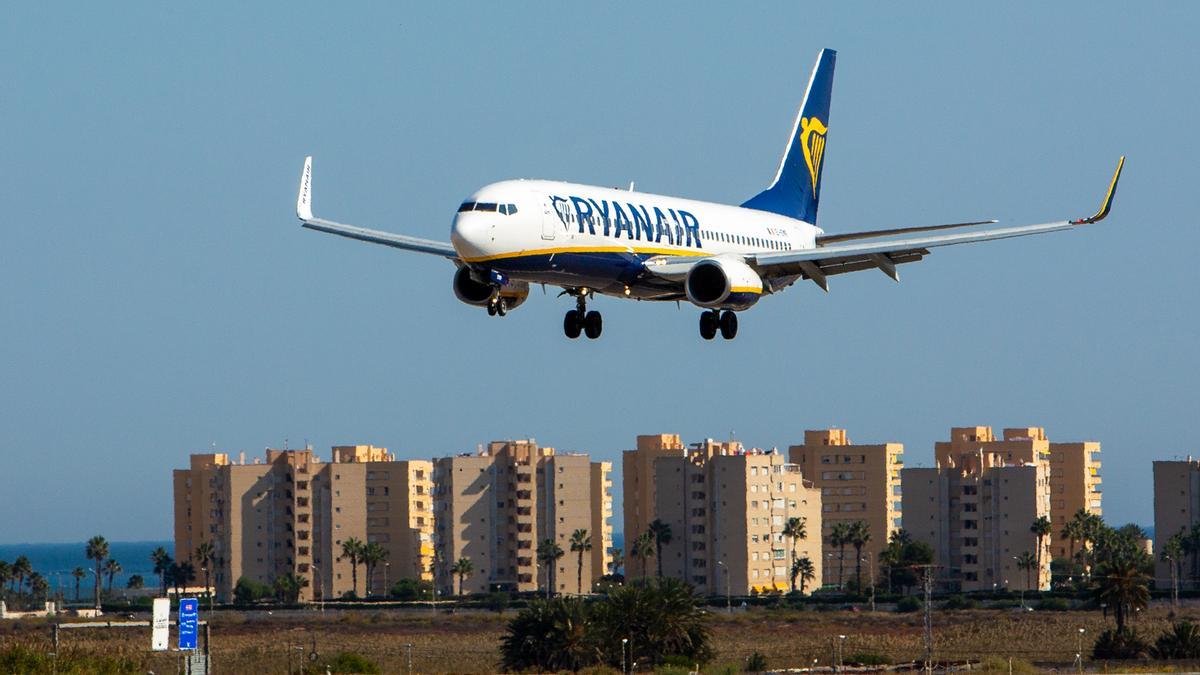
[
  {"left": 1034, "top": 597, "right": 1070, "bottom": 611},
  {"left": 940, "top": 595, "right": 978, "bottom": 610},
  {"left": 389, "top": 577, "right": 432, "bottom": 601},
  {"left": 849, "top": 652, "right": 892, "bottom": 666},
  {"left": 986, "top": 599, "right": 1020, "bottom": 610},
  {"left": 1093, "top": 628, "right": 1152, "bottom": 660},
  {"left": 745, "top": 651, "right": 768, "bottom": 672},
  {"left": 895, "top": 596, "right": 922, "bottom": 613},
  {"left": 325, "top": 651, "right": 382, "bottom": 674},
  {"left": 1154, "top": 621, "right": 1200, "bottom": 659},
  {"left": 233, "top": 576, "right": 272, "bottom": 605},
  {"left": 485, "top": 591, "right": 511, "bottom": 613}
]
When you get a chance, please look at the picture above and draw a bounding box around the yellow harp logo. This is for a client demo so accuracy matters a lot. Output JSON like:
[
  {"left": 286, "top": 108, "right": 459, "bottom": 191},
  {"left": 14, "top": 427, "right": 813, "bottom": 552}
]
[{"left": 800, "top": 116, "right": 827, "bottom": 193}]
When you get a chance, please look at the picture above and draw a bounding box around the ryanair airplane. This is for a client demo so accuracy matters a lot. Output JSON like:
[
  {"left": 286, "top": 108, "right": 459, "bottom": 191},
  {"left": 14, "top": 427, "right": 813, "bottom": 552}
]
[{"left": 297, "top": 49, "right": 1122, "bottom": 340}]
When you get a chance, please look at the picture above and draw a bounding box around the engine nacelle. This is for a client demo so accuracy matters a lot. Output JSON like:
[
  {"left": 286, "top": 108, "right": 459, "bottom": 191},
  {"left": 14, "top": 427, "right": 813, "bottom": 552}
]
[
  {"left": 453, "top": 266, "right": 529, "bottom": 310},
  {"left": 684, "top": 257, "right": 763, "bottom": 310}
]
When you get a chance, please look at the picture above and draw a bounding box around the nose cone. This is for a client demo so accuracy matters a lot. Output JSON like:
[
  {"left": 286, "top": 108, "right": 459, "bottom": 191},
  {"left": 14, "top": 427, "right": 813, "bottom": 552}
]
[{"left": 451, "top": 214, "right": 490, "bottom": 259}]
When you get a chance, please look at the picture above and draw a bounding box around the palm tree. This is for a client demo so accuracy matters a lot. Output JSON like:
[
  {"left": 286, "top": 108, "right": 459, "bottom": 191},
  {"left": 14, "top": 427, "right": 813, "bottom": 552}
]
[
  {"left": 630, "top": 532, "right": 655, "bottom": 580},
  {"left": 795, "top": 556, "right": 816, "bottom": 594},
  {"left": 1015, "top": 550, "right": 1037, "bottom": 589},
  {"left": 126, "top": 575, "right": 145, "bottom": 590},
  {"left": 849, "top": 521, "right": 871, "bottom": 592},
  {"left": 1031, "top": 516, "right": 1052, "bottom": 585},
  {"left": 1092, "top": 552, "right": 1150, "bottom": 634},
  {"left": 168, "top": 561, "right": 196, "bottom": 598},
  {"left": 104, "top": 559, "right": 122, "bottom": 595},
  {"left": 648, "top": 520, "right": 673, "bottom": 578},
  {"left": 361, "top": 542, "right": 388, "bottom": 596},
  {"left": 194, "top": 542, "right": 216, "bottom": 607},
  {"left": 782, "top": 517, "right": 807, "bottom": 592},
  {"left": 609, "top": 547, "right": 623, "bottom": 576},
  {"left": 450, "top": 557, "right": 474, "bottom": 596},
  {"left": 12, "top": 556, "right": 32, "bottom": 597},
  {"left": 71, "top": 567, "right": 86, "bottom": 601},
  {"left": 829, "top": 522, "right": 850, "bottom": 590},
  {"left": 569, "top": 529, "right": 592, "bottom": 595},
  {"left": 151, "top": 547, "right": 172, "bottom": 598},
  {"left": 1060, "top": 519, "right": 1084, "bottom": 572},
  {"left": 339, "top": 537, "right": 365, "bottom": 597},
  {"left": 1162, "top": 534, "right": 1185, "bottom": 608},
  {"left": 538, "top": 539, "right": 565, "bottom": 598},
  {"left": 28, "top": 573, "right": 49, "bottom": 602},
  {"left": 86, "top": 535, "right": 109, "bottom": 610}
]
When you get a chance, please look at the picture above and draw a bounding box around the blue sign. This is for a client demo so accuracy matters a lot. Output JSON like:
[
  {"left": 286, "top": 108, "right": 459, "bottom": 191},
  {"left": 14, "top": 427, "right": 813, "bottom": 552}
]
[{"left": 178, "top": 598, "right": 199, "bottom": 650}]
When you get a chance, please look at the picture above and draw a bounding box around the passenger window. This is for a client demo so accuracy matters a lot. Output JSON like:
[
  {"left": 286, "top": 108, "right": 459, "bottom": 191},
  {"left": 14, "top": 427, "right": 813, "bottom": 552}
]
[{"left": 458, "top": 202, "right": 476, "bottom": 213}]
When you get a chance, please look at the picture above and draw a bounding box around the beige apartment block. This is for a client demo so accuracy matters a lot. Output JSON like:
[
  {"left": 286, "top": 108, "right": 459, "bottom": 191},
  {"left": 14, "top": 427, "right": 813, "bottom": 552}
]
[
  {"left": 788, "top": 429, "right": 903, "bottom": 587},
  {"left": 432, "top": 440, "right": 612, "bottom": 596},
  {"left": 173, "top": 446, "right": 432, "bottom": 603},
  {"left": 903, "top": 431, "right": 1053, "bottom": 592},
  {"left": 934, "top": 427, "right": 1101, "bottom": 560},
  {"left": 1153, "top": 459, "right": 1200, "bottom": 588},
  {"left": 624, "top": 437, "right": 823, "bottom": 595},
  {"left": 623, "top": 434, "right": 688, "bottom": 554}
]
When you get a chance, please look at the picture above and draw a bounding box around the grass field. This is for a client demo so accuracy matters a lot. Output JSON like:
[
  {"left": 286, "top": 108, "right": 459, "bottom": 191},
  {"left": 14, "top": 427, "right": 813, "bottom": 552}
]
[{"left": 4, "top": 603, "right": 1200, "bottom": 673}]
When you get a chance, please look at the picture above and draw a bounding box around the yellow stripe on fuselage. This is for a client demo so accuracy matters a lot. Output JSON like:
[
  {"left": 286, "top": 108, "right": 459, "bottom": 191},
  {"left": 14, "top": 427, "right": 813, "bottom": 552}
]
[{"left": 460, "top": 245, "right": 709, "bottom": 264}]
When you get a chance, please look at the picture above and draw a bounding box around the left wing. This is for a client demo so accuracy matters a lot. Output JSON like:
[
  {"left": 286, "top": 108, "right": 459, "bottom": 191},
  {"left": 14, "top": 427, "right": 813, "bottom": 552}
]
[
  {"left": 646, "top": 157, "right": 1123, "bottom": 292},
  {"left": 296, "top": 156, "right": 458, "bottom": 259}
]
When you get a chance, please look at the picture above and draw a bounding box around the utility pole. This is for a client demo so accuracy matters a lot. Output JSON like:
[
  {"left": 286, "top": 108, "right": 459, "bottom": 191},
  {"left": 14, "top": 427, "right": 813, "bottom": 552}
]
[{"left": 915, "top": 564, "right": 935, "bottom": 674}]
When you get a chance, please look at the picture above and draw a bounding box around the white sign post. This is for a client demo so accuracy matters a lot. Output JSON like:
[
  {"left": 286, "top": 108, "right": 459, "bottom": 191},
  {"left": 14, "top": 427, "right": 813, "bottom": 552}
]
[{"left": 151, "top": 598, "right": 170, "bottom": 651}]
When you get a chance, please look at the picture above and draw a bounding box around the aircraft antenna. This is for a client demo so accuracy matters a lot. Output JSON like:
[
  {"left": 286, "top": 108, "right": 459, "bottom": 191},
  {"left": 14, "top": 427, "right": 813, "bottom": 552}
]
[{"left": 628, "top": 181, "right": 635, "bottom": 191}]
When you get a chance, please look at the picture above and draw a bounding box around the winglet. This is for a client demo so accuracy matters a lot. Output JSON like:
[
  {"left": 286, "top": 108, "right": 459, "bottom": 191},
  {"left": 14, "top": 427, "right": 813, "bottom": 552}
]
[
  {"left": 297, "top": 156, "right": 314, "bottom": 221},
  {"left": 1071, "top": 156, "right": 1124, "bottom": 224}
]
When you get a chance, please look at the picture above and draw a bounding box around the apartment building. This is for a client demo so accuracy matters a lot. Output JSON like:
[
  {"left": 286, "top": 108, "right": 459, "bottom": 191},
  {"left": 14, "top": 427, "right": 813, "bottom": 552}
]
[
  {"left": 172, "top": 446, "right": 432, "bottom": 602},
  {"left": 624, "top": 437, "right": 823, "bottom": 595},
  {"left": 903, "top": 429, "right": 1054, "bottom": 591},
  {"left": 432, "top": 440, "right": 612, "bottom": 596},
  {"left": 623, "top": 433, "right": 688, "bottom": 554},
  {"left": 788, "top": 429, "right": 903, "bottom": 587},
  {"left": 1153, "top": 458, "right": 1200, "bottom": 587},
  {"left": 934, "top": 426, "right": 1101, "bottom": 559}
]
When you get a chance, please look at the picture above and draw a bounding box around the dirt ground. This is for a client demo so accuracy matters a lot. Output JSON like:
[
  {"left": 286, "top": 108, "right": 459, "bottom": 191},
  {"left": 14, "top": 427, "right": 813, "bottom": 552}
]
[{"left": 3, "top": 603, "right": 1200, "bottom": 673}]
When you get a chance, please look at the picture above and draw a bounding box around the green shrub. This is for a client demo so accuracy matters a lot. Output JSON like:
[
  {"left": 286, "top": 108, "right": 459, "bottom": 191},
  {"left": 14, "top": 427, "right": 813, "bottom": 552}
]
[
  {"left": 388, "top": 577, "right": 432, "bottom": 601},
  {"left": 1093, "top": 628, "right": 1152, "bottom": 660},
  {"left": 1034, "top": 597, "right": 1070, "bottom": 611},
  {"left": 940, "top": 595, "right": 978, "bottom": 610},
  {"left": 326, "top": 651, "right": 382, "bottom": 674},
  {"left": 1154, "top": 621, "right": 1200, "bottom": 659},
  {"left": 849, "top": 652, "right": 891, "bottom": 666},
  {"left": 745, "top": 651, "right": 768, "bottom": 672},
  {"left": 233, "top": 576, "right": 271, "bottom": 604},
  {"left": 986, "top": 599, "right": 1020, "bottom": 610},
  {"left": 895, "top": 596, "right": 922, "bottom": 613},
  {"left": 485, "top": 591, "right": 511, "bottom": 613}
]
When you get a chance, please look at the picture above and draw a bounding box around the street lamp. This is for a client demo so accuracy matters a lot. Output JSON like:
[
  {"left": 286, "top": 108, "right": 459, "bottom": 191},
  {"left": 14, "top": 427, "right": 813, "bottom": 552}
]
[
  {"left": 1074, "top": 627, "right": 1085, "bottom": 673},
  {"left": 716, "top": 561, "right": 731, "bottom": 614},
  {"left": 860, "top": 557, "right": 875, "bottom": 612},
  {"left": 311, "top": 565, "right": 324, "bottom": 613},
  {"left": 384, "top": 563, "right": 391, "bottom": 598},
  {"left": 621, "top": 638, "right": 629, "bottom": 675},
  {"left": 837, "top": 635, "right": 847, "bottom": 670}
]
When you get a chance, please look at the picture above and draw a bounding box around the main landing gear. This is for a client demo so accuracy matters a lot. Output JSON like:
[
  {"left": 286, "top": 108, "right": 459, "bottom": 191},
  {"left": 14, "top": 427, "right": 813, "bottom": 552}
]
[
  {"left": 486, "top": 297, "right": 509, "bottom": 317},
  {"left": 699, "top": 310, "right": 738, "bottom": 340},
  {"left": 563, "top": 291, "right": 602, "bottom": 340}
]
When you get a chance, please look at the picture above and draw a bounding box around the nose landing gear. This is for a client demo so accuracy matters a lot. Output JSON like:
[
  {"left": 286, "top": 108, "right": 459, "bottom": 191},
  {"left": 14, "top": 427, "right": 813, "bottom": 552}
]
[
  {"left": 699, "top": 310, "right": 738, "bottom": 340},
  {"left": 563, "top": 290, "right": 602, "bottom": 340}
]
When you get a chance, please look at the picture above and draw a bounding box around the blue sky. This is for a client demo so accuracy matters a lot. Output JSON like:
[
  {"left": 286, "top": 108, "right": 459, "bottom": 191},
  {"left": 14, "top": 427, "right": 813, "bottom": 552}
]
[{"left": 2, "top": 3, "right": 1197, "bottom": 543}]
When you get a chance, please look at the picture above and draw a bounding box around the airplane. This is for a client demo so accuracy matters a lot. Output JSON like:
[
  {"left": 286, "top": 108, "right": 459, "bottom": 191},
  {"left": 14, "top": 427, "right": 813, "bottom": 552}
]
[{"left": 296, "top": 48, "right": 1123, "bottom": 341}]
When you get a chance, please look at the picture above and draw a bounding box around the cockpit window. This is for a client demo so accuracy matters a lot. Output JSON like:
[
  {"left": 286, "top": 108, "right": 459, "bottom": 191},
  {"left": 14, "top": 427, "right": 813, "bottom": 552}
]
[
  {"left": 458, "top": 201, "right": 518, "bottom": 215},
  {"left": 457, "top": 201, "right": 476, "bottom": 213},
  {"left": 506, "top": 204, "right": 518, "bottom": 215},
  {"left": 475, "top": 202, "right": 498, "bottom": 212}
]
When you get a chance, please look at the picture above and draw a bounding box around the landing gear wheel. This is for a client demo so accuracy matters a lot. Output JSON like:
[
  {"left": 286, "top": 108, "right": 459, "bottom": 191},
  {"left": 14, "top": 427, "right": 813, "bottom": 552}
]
[
  {"left": 487, "top": 302, "right": 497, "bottom": 316},
  {"left": 496, "top": 299, "right": 508, "bottom": 317},
  {"left": 719, "top": 310, "right": 738, "bottom": 340},
  {"left": 699, "top": 311, "right": 718, "bottom": 340},
  {"left": 564, "top": 310, "right": 582, "bottom": 339},
  {"left": 584, "top": 311, "right": 603, "bottom": 339}
]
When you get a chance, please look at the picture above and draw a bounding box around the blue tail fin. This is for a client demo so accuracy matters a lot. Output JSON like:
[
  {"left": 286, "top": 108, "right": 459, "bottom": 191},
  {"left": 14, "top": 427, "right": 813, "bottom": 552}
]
[{"left": 741, "top": 48, "right": 836, "bottom": 224}]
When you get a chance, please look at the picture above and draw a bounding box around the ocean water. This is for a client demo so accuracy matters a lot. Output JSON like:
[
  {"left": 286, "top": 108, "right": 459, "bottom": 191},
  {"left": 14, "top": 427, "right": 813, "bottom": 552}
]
[{"left": 0, "top": 541, "right": 171, "bottom": 596}]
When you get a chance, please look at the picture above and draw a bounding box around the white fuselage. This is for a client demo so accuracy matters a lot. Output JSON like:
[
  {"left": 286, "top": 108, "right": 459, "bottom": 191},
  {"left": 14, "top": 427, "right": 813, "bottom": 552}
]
[{"left": 450, "top": 179, "right": 820, "bottom": 299}]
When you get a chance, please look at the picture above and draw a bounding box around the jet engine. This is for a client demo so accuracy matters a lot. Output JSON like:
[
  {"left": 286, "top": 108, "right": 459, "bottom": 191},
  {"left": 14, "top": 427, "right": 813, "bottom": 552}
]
[
  {"left": 453, "top": 266, "right": 528, "bottom": 310},
  {"left": 684, "top": 257, "right": 763, "bottom": 310}
]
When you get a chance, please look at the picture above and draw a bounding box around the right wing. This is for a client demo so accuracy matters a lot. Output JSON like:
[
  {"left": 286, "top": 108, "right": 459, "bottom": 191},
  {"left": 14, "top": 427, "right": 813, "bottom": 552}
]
[{"left": 296, "top": 156, "right": 458, "bottom": 259}]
